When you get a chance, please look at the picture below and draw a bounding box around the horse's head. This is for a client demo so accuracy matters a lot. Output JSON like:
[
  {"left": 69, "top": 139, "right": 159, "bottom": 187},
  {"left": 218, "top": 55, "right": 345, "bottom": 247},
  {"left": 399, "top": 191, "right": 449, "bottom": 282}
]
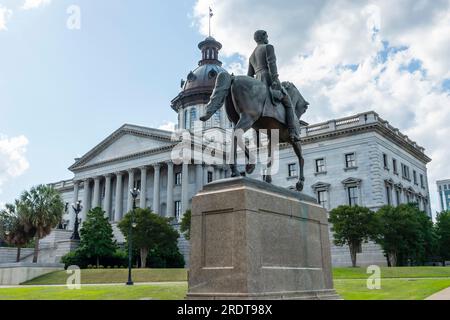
[{"left": 282, "top": 81, "right": 309, "bottom": 119}]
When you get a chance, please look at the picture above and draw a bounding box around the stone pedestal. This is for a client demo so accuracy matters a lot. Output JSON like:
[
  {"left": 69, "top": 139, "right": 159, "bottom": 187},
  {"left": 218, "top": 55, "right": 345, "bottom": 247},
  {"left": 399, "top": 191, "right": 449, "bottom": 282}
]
[{"left": 187, "top": 177, "right": 340, "bottom": 300}]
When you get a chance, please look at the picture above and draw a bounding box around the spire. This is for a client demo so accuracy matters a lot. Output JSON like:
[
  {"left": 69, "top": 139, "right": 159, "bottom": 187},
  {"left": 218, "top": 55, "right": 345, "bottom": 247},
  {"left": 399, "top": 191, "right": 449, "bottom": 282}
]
[
  {"left": 198, "top": 36, "right": 222, "bottom": 66},
  {"left": 209, "top": 7, "right": 214, "bottom": 37}
]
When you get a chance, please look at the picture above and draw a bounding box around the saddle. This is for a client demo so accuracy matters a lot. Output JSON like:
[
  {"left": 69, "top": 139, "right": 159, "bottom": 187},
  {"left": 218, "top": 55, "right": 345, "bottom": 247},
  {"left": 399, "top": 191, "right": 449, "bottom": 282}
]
[{"left": 262, "top": 88, "right": 287, "bottom": 126}]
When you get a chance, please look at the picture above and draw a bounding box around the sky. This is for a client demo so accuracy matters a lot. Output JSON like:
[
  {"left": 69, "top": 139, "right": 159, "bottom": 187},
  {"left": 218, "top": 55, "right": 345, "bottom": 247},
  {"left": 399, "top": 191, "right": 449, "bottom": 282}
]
[{"left": 1, "top": 0, "right": 449, "bottom": 215}]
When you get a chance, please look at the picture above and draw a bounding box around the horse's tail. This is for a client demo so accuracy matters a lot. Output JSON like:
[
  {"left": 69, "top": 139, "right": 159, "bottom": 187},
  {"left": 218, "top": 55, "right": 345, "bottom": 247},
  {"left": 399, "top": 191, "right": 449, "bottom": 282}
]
[{"left": 204, "top": 72, "right": 232, "bottom": 115}]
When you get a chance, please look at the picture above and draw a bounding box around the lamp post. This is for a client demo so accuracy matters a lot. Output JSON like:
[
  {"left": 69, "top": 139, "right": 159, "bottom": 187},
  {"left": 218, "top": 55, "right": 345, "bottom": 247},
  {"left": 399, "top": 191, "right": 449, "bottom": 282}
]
[
  {"left": 127, "top": 188, "right": 140, "bottom": 286},
  {"left": 71, "top": 201, "right": 83, "bottom": 241}
]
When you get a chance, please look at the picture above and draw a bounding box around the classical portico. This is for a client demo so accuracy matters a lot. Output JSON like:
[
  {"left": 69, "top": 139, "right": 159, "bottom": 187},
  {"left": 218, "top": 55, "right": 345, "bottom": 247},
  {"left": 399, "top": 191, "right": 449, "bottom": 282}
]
[{"left": 66, "top": 125, "right": 224, "bottom": 232}]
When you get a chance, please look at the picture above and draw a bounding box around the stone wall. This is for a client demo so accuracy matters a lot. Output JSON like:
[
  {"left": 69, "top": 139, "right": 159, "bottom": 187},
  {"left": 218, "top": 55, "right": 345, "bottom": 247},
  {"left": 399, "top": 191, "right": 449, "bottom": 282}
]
[
  {"left": 0, "top": 263, "right": 64, "bottom": 285},
  {"left": 0, "top": 248, "right": 35, "bottom": 264}
]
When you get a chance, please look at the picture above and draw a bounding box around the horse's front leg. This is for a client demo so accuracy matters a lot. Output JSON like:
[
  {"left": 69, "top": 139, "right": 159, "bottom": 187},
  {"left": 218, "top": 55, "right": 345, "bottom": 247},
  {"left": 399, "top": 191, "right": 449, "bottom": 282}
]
[
  {"left": 292, "top": 140, "right": 305, "bottom": 191},
  {"left": 229, "top": 133, "right": 242, "bottom": 177}
]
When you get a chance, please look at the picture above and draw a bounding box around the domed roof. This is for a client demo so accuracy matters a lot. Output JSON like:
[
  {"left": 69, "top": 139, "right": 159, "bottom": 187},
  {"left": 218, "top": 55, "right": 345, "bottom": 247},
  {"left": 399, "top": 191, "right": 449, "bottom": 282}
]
[
  {"left": 181, "top": 63, "right": 227, "bottom": 93},
  {"left": 171, "top": 37, "right": 229, "bottom": 111}
]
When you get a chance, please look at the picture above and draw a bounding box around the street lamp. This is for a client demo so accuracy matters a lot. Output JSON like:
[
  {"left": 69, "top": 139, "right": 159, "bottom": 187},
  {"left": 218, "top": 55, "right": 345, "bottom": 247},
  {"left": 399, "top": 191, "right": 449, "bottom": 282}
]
[
  {"left": 127, "top": 188, "right": 140, "bottom": 286},
  {"left": 71, "top": 201, "right": 83, "bottom": 241}
]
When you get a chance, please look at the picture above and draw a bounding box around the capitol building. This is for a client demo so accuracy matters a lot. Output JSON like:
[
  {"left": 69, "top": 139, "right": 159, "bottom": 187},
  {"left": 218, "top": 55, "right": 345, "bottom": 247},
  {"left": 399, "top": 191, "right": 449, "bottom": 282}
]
[{"left": 48, "top": 37, "right": 432, "bottom": 267}]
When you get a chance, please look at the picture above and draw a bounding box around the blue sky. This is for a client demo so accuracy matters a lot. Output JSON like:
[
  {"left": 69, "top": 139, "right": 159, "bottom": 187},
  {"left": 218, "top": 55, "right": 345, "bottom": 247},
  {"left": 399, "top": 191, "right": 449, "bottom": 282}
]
[
  {"left": 0, "top": 0, "right": 233, "bottom": 204},
  {"left": 1, "top": 0, "right": 450, "bottom": 215}
]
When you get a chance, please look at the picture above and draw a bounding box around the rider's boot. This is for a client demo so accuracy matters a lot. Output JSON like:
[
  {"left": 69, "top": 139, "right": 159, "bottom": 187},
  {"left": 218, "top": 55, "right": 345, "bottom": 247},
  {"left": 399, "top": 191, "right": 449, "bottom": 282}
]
[{"left": 282, "top": 95, "right": 301, "bottom": 142}]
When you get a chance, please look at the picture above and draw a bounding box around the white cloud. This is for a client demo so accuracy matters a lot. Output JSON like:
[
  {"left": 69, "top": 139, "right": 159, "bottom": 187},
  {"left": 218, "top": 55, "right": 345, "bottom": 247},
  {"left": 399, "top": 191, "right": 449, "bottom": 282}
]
[
  {"left": 193, "top": 0, "right": 450, "bottom": 214},
  {"left": 158, "top": 121, "right": 176, "bottom": 132},
  {"left": 0, "top": 135, "right": 30, "bottom": 196},
  {"left": 21, "top": 0, "right": 51, "bottom": 10},
  {"left": 0, "top": 5, "right": 13, "bottom": 31}
]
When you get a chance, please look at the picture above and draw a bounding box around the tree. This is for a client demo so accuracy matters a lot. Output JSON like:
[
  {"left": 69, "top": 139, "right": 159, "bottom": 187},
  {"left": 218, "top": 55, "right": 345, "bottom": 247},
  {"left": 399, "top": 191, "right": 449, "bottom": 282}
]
[
  {"left": 329, "top": 205, "right": 376, "bottom": 268},
  {"left": 436, "top": 211, "right": 450, "bottom": 265},
  {"left": 0, "top": 202, "right": 35, "bottom": 262},
  {"left": 17, "top": 185, "right": 64, "bottom": 263},
  {"left": 79, "top": 207, "right": 117, "bottom": 267},
  {"left": 179, "top": 210, "right": 191, "bottom": 240},
  {"left": 118, "top": 208, "right": 182, "bottom": 268},
  {"left": 374, "top": 204, "right": 435, "bottom": 266}
]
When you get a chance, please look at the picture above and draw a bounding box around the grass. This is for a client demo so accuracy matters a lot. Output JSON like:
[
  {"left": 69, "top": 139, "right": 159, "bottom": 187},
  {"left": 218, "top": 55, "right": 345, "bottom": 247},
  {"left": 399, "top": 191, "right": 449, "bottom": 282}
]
[
  {"left": 333, "top": 267, "right": 450, "bottom": 280},
  {"left": 334, "top": 279, "right": 450, "bottom": 300},
  {"left": 0, "top": 283, "right": 188, "bottom": 300},
  {"left": 23, "top": 268, "right": 188, "bottom": 286},
  {"left": 1, "top": 267, "right": 449, "bottom": 300}
]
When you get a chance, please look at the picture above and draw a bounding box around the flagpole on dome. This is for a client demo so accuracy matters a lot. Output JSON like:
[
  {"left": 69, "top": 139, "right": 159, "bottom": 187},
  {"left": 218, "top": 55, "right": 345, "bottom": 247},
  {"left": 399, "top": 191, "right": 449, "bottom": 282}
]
[{"left": 208, "top": 7, "right": 214, "bottom": 37}]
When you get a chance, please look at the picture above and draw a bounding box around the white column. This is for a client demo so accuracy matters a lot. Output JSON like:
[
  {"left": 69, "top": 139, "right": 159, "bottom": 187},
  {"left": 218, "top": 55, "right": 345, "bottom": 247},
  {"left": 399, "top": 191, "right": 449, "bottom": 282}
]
[
  {"left": 214, "top": 167, "right": 221, "bottom": 181},
  {"left": 92, "top": 176, "right": 101, "bottom": 208},
  {"left": 166, "top": 162, "right": 174, "bottom": 218},
  {"left": 195, "top": 164, "right": 203, "bottom": 193},
  {"left": 140, "top": 167, "right": 148, "bottom": 209},
  {"left": 114, "top": 172, "right": 123, "bottom": 222},
  {"left": 203, "top": 166, "right": 209, "bottom": 185},
  {"left": 181, "top": 163, "right": 189, "bottom": 216},
  {"left": 104, "top": 174, "right": 112, "bottom": 220},
  {"left": 81, "top": 179, "right": 91, "bottom": 223},
  {"left": 127, "top": 169, "right": 135, "bottom": 213},
  {"left": 72, "top": 181, "right": 80, "bottom": 229},
  {"left": 180, "top": 109, "right": 185, "bottom": 130},
  {"left": 153, "top": 164, "right": 161, "bottom": 214}
]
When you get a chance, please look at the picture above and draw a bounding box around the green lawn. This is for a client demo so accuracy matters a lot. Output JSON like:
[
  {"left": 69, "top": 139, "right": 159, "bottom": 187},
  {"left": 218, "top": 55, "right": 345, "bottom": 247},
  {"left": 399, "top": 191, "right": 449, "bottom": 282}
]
[
  {"left": 0, "top": 283, "right": 188, "bottom": 300},
  {"left": 23, "top": 268, "right": 188, "bottom": 285},
  {"left": 1, "top": 267, "right": 449, "bottom": 300},
  {"left": 335, "top": 279, "right": 450, "bottom": 300},
  {"left": 333, "top": 267, "right": 450, "bottom": 280}
]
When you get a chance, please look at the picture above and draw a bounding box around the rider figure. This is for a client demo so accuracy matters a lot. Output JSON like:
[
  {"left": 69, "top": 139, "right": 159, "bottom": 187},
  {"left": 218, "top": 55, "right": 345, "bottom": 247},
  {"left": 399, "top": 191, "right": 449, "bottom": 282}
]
[{"left": 248, "top": 30, "right": 301, "bottom": 142}]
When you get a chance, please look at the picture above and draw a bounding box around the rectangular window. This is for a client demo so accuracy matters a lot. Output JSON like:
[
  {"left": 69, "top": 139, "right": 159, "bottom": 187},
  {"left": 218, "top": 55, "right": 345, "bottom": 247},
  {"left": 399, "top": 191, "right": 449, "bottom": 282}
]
[
  {"left": 386, "top": 186, "right": 392, "bottom": 206},
  {"left": 420, "top": 175, "right": 424, "bottom": 189},
  {"left": 207, "top": 171, "right": 213, "bottom": 183},
  {"left": 401, "top": 164, "right": 410, "bottom": 180},
  {"left": 383, "top": 154, "right": 389, "bottom": 169},
  {"left": 317, "top": 190, "right": 328, "bottom": 208},
  {"left": 175, "top": 172, "right": 182, "bottom": 185},
  {"left": 174, "top": 201, "right": 181, "bottom": 220},
  {"left": 413, "top": 171, "right": 418, "bottom": 185},
  {"left": 345, "top": 153, "right": 356, "bottom": 168},
  {"left": 396, "top": 189, "right": 401, "bottom": 206},
  {"left": 315, "top": 159, "right": 326, "bottom": 173},
  {"left": 393, "top": 159, "right": 398, "bottom": 174},
  {"left": 184, "top": 109, "right": 189, "bottom": 129},
  {"left": 348, "top": 187, "right": 359, "bottom": 207},
  {"left": 288, "top": 163, "right": 298, "bottom": 177}
]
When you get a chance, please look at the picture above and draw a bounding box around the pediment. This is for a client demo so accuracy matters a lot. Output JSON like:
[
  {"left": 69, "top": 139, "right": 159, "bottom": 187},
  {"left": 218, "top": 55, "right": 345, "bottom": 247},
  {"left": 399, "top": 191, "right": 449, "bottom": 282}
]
[{"left": 70, "top": 124, "right": 176, "bottom": 170}]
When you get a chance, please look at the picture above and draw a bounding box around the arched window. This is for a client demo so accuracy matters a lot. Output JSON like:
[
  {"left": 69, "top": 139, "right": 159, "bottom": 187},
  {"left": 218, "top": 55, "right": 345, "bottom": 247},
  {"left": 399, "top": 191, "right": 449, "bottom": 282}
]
[
  {"left": 190, "top": 108, "right": 197, "bottom": 129},
  {"left": 184, "top": 109, "right": 189, "bottom": 129}
]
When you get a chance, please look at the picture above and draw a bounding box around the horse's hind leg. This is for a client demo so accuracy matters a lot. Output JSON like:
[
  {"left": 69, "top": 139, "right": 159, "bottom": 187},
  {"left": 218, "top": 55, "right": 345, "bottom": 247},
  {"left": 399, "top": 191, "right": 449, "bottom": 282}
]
[
  {"left": 291, "top": 140, "right": 305, "bottom": 191},
  {"left": 263, "top": 130, "right": 273, "bottom": 184}
]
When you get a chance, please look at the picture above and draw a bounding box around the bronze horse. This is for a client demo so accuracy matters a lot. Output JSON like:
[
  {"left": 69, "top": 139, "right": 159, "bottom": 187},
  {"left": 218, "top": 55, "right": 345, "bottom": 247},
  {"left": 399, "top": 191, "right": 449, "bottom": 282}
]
[{"left": 200, "top": 72, "right": 309, "bottom": 191}]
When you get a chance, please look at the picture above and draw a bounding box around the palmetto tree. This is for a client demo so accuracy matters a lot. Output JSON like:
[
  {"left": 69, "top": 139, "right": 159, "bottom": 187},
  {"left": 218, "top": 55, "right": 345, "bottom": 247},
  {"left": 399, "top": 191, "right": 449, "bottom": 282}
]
[
  {"left": 18, "top": 185, "right": 64, "bottom": 263},
  {"left": 0, "top": 201, "right": 35, "bottom": 262}
]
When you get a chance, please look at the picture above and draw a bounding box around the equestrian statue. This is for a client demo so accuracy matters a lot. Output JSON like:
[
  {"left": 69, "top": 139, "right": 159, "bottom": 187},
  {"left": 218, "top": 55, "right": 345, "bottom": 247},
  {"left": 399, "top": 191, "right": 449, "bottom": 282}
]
[{"left": 200, "top": 30, "right": 309, "bottom": 191}]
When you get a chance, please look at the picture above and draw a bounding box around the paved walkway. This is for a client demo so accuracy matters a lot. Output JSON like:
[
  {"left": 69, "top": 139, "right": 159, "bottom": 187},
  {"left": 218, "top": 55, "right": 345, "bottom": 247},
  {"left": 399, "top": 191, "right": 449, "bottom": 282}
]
[{"left": 426, "top": 286, "right": 450, "bottom": 300}]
